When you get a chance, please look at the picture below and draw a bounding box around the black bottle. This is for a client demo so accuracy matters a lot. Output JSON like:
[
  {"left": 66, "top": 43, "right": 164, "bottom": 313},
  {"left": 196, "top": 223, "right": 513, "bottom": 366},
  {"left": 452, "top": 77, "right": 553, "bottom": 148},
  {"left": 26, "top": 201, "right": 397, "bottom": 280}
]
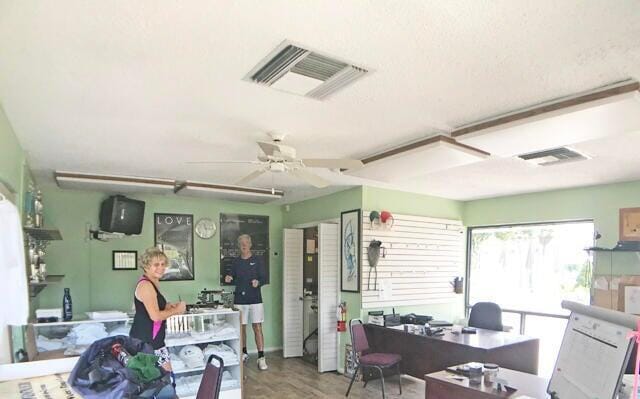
[{"left": 63, "top": 288, "right": 73, "bottom": 321}]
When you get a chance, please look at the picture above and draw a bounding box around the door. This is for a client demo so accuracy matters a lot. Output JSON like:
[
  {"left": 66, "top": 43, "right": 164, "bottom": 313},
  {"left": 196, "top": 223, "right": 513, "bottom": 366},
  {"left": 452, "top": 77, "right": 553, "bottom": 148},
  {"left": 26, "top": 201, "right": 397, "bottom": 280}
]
[
  {"left": 282, "top": 228, "right": 304, "bottom": 358},
  {"left": 318, "top": 223, "right": 339, "bottom": 372}
]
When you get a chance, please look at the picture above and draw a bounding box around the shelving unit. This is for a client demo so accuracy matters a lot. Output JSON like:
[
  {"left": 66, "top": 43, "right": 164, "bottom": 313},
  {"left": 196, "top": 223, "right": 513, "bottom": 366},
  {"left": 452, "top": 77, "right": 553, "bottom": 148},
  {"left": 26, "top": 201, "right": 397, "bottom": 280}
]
[
  {"left": 22, "top": 309, "right": 243, "bottom": 398},
  {"left": 586, "top": 246, "right": 640, "bottom": 312},
  {"left": 24, "top": 226, "right": 64, "bottom": 298}
]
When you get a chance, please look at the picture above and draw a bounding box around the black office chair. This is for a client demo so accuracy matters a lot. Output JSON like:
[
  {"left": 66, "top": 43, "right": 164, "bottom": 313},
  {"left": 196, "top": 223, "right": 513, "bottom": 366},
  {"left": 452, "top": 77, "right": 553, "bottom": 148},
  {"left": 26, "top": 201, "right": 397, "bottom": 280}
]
[{"left": 468, "top": 302, "right": 504, "bottom": 331}]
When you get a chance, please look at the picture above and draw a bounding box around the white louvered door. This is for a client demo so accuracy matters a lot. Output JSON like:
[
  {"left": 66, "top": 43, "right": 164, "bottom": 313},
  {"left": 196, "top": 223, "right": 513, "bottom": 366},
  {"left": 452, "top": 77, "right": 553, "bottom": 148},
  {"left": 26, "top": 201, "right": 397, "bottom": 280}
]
[
  {"left": 318, "top": 222, "right": 339, "bottom": 372},
  {"left": 282, "top": 228, "right": 304, "bottom": 358}
]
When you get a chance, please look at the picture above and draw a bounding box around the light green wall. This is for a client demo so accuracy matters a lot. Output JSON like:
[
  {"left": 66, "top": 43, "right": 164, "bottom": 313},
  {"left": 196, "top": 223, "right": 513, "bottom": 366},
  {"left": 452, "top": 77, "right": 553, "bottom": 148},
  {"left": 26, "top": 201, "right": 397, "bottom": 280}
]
[{"left": 38, "top": 185, "right": 283, "bottom": 351}]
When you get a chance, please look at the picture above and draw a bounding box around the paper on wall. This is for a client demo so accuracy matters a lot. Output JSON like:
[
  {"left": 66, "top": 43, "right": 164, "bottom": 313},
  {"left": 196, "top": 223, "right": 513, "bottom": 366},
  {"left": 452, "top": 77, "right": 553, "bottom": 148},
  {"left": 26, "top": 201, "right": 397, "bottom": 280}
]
[
  {"left": 611, "top": 277, "right": 621, "bottom": 291},
  {"left": 624, "top": 286, "right": 640, "bottom": 314},
  {"left": 378, "top": 279, "right": 393, "bottom": 300},
  {"left": 594, "top": 276, "right": 609, "bottom": 290}
]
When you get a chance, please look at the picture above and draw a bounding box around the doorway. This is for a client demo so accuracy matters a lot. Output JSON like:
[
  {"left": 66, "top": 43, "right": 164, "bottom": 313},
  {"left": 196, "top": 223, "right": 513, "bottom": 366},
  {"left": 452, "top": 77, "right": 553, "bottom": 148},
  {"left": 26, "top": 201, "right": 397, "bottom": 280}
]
[{"left": 283, "top": 223, "right": 339, "bottom": 372}]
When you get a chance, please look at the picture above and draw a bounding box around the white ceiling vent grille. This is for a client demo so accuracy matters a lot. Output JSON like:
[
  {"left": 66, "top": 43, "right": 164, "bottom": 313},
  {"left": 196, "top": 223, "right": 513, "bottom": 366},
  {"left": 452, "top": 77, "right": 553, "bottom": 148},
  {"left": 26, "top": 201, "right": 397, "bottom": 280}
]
[
  {"left": 518, "top": 147, "right": 589, "bottom": 166},
  {"left": 245, "top": 41, "right": 368, "bottom": 100}
]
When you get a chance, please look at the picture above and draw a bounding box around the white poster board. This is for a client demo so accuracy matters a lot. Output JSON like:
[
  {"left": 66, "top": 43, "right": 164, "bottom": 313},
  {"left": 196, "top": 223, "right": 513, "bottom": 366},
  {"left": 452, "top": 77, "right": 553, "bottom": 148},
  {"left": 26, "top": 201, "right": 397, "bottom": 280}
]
[{"left": 548, "top": 301, "right": 636, "bottom": 399}]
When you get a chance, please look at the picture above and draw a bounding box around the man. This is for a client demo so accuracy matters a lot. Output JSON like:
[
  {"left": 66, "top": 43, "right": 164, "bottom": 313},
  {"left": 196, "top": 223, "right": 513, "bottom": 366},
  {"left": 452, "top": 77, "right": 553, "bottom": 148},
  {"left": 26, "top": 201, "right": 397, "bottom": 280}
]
[{"left": 225, "top": 234, "right": 268, "bottom": 370}]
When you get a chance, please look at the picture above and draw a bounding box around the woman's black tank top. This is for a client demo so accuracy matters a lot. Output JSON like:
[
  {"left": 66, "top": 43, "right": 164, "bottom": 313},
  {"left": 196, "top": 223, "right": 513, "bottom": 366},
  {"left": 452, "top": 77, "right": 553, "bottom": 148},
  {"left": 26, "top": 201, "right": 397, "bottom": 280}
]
[{"left": 129, "top": 277, "right": 167, "bottom": 349}]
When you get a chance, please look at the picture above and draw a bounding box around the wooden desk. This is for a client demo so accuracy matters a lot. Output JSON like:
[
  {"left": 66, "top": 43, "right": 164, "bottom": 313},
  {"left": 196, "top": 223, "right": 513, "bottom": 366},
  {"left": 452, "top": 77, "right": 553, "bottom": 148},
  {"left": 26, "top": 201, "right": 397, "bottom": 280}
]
[
  {"left": 425, "top": 366, "right": 549, "bottom": 399},
  {"left": 364, "top": 324, "right": 539, "bottom": 379}
]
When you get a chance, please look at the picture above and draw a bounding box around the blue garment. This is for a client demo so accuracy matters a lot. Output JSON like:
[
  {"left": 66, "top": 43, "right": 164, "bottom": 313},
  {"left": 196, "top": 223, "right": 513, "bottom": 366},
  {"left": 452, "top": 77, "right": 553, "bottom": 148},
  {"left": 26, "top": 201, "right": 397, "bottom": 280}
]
[{"left": 228, "top": 255, "right": 266, "bottom": 304}]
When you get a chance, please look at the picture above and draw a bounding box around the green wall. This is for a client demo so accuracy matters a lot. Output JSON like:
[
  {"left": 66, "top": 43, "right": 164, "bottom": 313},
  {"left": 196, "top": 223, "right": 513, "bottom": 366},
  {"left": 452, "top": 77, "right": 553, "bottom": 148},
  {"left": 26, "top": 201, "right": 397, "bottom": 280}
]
[{"left": 38, "top": 185, "right": 284, "bottom": 351}]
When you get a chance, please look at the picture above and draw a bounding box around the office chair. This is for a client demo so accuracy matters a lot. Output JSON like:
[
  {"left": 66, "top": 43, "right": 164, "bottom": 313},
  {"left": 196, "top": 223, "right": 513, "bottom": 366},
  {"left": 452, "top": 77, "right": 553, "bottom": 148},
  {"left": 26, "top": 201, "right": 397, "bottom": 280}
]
[
  {"left": 468, "top": 302, "right": 504, "bottom": 331},
  {"left": 346, "top": 319, "right": 401, "bottom": 399},
  {"left": 196, "top": 354, "right": 224, "bottom": 399}
]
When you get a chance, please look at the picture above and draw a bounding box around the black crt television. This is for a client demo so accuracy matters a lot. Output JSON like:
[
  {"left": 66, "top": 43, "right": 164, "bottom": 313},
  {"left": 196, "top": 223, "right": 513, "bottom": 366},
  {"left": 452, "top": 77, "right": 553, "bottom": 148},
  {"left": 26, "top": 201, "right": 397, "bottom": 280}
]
[{"left": 99, "top": 195, "right": 145, "bottom": 235}]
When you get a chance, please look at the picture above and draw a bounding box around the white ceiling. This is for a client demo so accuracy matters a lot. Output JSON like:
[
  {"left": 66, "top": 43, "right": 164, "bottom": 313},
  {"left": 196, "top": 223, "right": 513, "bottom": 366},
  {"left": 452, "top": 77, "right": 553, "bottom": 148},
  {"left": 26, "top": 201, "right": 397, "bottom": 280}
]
[{"left": 1, "top": 1, "right": 640, "bottom": 203}]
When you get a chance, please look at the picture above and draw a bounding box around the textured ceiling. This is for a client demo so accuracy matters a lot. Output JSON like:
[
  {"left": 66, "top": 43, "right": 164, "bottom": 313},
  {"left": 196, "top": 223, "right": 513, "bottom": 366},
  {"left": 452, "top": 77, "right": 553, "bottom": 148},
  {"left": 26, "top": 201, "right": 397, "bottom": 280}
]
[{"left": 1, "top": 1, "right": 639, "bottom": 203}]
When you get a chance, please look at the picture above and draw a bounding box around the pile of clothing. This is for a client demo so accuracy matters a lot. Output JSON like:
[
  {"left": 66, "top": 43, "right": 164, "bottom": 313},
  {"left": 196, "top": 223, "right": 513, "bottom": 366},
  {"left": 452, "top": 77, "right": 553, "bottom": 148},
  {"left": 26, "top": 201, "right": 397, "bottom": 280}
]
[
  {"left": 37, "top": 322, "right": 127, "bottom": 355},
  {"left": 188, "top": 321, "right": 237, "bottom": 341},
  {"left": 203, "top": 343, "right": 237, "bottom": 365}
]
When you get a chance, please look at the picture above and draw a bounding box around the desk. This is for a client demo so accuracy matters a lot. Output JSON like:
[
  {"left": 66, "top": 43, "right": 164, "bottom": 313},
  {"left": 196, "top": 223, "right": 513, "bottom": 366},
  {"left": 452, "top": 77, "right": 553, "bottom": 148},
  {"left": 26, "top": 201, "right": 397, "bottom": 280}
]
[
  {"left": 424, "top": 366, "right": 549, "bottom": 399},
  {"left": 364, "top": 324, "right": 539, "bottom": 379}
]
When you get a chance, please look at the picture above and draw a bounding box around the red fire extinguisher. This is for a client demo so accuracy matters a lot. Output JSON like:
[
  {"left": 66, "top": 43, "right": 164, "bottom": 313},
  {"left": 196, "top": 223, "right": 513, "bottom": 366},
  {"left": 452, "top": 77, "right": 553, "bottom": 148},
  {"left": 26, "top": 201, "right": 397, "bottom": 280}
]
[{"left": 337, "top": 302, "right": 347, "bottom": 332}]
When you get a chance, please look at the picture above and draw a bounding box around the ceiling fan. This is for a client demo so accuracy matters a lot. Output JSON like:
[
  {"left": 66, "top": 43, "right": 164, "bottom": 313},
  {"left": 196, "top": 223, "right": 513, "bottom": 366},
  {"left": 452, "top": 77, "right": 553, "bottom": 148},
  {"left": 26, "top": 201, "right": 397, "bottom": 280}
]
[{"left": 188, "top": 135, "right": 364, "bottom": 188}]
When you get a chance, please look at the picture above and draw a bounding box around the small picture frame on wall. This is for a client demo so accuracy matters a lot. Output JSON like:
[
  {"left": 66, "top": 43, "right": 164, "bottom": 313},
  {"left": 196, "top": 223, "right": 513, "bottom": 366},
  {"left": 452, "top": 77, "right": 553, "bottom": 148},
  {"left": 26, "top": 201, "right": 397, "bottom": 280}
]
[
  {"left": 113, "top": 250, "right": 138, "bottom": 270},
  {"left": 620, "top": 208, "right": 640, "bottom": 241},
  {"left": 341, "top": 209, "right": 361, "bottom": 293}
]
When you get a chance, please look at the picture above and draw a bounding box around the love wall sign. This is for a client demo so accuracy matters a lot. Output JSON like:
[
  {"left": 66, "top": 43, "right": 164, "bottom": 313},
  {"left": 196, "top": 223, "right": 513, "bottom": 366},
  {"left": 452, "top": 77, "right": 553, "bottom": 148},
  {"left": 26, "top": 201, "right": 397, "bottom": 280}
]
[{"left": 154, "top": 213, "right": 195, "bottom": 281}]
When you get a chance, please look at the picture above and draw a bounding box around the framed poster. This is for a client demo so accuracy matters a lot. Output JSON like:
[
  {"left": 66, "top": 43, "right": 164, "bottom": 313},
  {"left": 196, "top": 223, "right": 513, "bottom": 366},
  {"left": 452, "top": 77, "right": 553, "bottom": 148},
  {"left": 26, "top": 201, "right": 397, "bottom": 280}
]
[
  {"left": 154, "top": 213, "right": 194, "bottom": 281},
  {"left": 341, "top": 209, "right": 361, "bottom": 292},
  {"left": 112, "top": 250, "right": 137, "bottom": 270},
  {"left": 620, "top": 207, "right": 640, "bottom": 241},
  {"left": 219, "top": 213, "right": 270, "bottom": 285}
]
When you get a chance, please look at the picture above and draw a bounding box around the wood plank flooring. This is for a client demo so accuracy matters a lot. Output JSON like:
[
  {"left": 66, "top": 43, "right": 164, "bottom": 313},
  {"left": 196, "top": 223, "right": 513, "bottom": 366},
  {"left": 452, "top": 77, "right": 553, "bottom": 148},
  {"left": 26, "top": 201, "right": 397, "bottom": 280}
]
[{"left": 243, "top": 352, "right": 424, "bottom": 399}]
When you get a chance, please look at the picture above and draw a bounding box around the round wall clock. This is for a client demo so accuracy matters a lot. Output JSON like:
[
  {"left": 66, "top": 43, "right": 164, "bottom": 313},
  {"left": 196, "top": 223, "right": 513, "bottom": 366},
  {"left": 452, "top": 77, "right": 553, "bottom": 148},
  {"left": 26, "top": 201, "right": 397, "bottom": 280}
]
[{"left": 195, "top": 218, "right": 217, "bottom": 239}]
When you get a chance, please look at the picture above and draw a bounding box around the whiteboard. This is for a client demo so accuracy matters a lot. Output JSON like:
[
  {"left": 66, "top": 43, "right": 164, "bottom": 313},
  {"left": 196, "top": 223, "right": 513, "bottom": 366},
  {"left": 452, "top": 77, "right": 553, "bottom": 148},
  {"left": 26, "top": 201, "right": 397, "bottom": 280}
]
[{"left": 548, "top": 302, "right": 636, "bottom": 399}]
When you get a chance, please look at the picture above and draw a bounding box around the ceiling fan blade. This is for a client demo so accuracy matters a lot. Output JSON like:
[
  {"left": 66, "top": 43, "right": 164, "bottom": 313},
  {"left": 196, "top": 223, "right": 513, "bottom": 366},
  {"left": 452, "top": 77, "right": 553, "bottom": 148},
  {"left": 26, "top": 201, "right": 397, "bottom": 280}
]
[
  {"left": 301, "top": 158, "right": 364, "bottom": 169},
  {"left": 257, "top": 141, "right": 281, "bottom": 156},
  {"left": 235, "top": 169, "right": 267, "bottom": 186},
  {"left": 186, "top": 160, "right": 261, "bottom": 164},
  {"left": 289, "top": 169, "right": 330, "bottom": 188}
]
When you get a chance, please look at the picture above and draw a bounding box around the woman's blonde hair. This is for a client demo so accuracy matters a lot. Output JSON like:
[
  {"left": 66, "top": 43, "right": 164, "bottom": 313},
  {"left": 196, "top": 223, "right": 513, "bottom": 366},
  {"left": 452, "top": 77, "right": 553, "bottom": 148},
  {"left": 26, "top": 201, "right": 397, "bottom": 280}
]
[
  {"left": 237, "top": 234, "right": 252, "bottom": 247},
  {"left": 140, "top": 247, "right": 168, "bottom": 270}
]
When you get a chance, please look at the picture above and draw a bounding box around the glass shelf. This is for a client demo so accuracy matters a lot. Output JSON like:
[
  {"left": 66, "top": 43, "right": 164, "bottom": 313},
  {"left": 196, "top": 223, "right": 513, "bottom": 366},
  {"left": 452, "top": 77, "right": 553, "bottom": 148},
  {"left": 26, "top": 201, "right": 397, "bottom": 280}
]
[
  {"left": 24, "top": 227, "right": 63, "bottom": 241},
  {"left": 29, "top": 274, "right": 65, "bottom": 297}
]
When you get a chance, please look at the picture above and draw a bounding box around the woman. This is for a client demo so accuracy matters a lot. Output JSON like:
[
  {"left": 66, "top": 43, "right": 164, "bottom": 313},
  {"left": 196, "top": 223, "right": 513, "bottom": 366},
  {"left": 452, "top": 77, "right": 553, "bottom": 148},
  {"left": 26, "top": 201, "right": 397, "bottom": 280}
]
[{"left": 130, "top": 247, "right": 186, "bottom": 371}]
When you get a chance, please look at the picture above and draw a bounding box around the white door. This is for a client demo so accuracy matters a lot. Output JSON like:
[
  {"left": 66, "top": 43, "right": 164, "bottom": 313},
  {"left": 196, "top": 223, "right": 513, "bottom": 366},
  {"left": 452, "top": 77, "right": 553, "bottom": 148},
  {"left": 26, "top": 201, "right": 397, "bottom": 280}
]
[
  {"left": 282, "top": 228, "right": 304, "bottom": 358},
  {"left": 317, "top": 223, "right": 339, "bottom": 372}
]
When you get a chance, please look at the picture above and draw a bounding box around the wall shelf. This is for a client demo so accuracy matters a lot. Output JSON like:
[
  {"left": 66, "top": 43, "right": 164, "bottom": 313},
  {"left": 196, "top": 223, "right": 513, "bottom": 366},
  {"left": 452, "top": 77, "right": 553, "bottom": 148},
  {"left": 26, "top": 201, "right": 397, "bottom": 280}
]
[
  {"left": 29, "top": 274, "right": 65, "bottom": 298},
  {"left": 24, "top": 227, "right": 62, "bottom": 241}
]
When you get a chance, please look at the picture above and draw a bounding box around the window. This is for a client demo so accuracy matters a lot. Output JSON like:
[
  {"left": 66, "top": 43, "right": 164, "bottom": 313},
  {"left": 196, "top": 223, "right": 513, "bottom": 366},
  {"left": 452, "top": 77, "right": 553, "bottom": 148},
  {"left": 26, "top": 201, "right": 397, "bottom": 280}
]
[{"left": 467, "top": 221, "right": 594, "bottom": 314}]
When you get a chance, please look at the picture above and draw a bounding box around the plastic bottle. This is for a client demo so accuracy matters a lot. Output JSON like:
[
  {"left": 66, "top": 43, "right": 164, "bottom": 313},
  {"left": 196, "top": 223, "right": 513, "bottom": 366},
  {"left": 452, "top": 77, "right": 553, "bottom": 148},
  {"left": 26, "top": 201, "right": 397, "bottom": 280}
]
[
  {"left": 111, "top": 343, "right": 131, "bottom": 366},
  {"left": 63, "top": 288, "right": 73, "bottom": 321}
]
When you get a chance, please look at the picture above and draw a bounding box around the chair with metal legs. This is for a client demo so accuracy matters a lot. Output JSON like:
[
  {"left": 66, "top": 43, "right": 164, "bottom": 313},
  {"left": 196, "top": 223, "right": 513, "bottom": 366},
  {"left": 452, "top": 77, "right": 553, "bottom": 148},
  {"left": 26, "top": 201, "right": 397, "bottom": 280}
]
[{"left": 345, "top": 319, "right": 401, "bottom": 399}]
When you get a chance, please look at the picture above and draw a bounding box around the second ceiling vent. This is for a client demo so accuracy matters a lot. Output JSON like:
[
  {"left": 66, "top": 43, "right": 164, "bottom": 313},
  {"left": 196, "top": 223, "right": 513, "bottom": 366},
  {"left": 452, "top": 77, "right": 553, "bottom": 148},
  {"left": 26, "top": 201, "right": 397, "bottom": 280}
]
[
  {"left": 518, "top": 147, "right": 590, "bottom": 166},
  {"left": 245, "top": 41, "right": 368, "bottom": 100}
]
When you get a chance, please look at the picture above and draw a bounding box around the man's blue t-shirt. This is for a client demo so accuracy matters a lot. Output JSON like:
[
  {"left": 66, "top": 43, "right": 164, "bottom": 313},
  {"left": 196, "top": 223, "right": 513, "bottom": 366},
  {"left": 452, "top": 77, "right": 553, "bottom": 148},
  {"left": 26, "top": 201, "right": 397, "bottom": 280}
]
[{"left": 229, "top": 255, "right": 266, "bottom": 304}]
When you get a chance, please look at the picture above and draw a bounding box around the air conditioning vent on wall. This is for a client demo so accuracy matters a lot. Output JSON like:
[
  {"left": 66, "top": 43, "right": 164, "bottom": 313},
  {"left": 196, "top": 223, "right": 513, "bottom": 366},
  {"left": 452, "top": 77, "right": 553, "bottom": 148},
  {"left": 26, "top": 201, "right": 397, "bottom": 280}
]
[
  {"left": 518, "top": 147, "right": 589, "bottom": 166},
  {"left": 245, "top": 41, "right": 368, "bottom": 100}
]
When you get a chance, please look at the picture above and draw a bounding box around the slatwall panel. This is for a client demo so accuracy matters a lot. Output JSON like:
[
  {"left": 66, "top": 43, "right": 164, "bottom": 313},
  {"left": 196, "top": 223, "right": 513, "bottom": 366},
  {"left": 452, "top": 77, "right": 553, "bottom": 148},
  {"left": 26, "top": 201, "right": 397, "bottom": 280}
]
[
  {"left": 318, "top": 223, "right": 339, "bottom": 372},
  {"left": 361, "top": 211, "right": 464, "bottom": 309},
  {"left": 282, "top": 229, "right": 304, "bottom": 358}
]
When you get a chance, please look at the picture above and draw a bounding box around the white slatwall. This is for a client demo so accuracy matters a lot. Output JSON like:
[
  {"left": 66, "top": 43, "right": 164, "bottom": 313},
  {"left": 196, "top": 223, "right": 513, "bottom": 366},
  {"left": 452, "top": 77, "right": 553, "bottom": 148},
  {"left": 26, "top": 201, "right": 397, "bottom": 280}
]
[
  {"left": 318, "top": 223, "right": 339, "bottom": 372},
  {"left": 361, "top": 211, "right": 464, "bottom": 309},
  {"left": 282, "top": 229, "right": 304, "bottom": 358}
]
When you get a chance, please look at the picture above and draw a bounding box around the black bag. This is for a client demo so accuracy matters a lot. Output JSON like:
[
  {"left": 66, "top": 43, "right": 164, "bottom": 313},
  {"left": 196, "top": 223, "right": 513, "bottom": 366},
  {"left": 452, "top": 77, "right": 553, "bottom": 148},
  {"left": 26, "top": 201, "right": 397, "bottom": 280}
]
[{"left": 68, "top": 335, "right": 176, "bottom": 399}]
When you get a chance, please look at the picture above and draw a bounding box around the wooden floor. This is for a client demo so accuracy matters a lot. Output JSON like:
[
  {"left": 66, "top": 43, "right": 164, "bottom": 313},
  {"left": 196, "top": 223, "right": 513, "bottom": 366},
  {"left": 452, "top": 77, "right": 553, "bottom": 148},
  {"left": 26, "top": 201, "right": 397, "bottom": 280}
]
[{"left": 243, "top": 352, "right": 424, "bottom": 399}]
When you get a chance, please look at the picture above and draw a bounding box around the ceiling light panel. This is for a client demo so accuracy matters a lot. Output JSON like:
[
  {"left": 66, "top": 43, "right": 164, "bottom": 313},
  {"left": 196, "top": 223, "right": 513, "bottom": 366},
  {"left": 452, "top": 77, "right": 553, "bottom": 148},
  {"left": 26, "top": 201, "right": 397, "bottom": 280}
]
[{"left": 456, "top": 90, "right": 640, "bottom": 157}]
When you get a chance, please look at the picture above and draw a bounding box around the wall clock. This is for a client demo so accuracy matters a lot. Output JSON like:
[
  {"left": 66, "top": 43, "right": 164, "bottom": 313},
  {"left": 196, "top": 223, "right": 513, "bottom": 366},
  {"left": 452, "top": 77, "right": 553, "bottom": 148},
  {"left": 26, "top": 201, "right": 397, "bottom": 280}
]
[{"left": 195, "top": 218, "right": 217, "bottom": 239}]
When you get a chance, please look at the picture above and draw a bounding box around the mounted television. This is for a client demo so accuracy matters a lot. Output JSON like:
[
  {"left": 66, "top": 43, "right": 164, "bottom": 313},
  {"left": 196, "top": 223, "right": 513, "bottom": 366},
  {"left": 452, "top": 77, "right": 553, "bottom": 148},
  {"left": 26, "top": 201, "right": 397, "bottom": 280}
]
[{"left": 99, "top": 195, "right": 145, "bottom": 235}]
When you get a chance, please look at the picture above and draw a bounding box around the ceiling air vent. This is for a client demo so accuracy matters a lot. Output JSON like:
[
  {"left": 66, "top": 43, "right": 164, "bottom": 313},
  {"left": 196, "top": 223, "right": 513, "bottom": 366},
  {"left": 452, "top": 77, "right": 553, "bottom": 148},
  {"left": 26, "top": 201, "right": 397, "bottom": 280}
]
[
  {"left": 245, "top": 41, "right": 368, "bottom": 100},
  {"left": 518, "top": 147, "right": 589, "bottom": 166}
]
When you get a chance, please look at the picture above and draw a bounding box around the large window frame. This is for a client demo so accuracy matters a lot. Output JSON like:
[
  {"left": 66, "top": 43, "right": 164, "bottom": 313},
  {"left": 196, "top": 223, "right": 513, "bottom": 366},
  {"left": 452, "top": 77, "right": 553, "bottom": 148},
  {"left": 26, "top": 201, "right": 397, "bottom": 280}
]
[{"left": 464, "top": 219, "right": 594, "bottom": 334}]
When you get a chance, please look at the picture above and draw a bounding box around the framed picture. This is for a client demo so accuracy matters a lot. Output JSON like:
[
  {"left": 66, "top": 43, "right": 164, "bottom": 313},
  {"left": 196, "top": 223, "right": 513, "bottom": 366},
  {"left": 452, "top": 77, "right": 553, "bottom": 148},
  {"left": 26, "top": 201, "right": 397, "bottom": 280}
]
[
  {"left": 341, "top": 209, "right": 361, "bottom": 293},
  {"left": 219, "top": 213, "right": 270, "bottom": 285},
  {"left": 112, "top": 250, "right": 137, "bottom": 270},
  {"left": 154, "top": 213, "right": 195, "bottom": 281},
  {"left": 620, "top": 208, "right": 640, "bottom": 242}
]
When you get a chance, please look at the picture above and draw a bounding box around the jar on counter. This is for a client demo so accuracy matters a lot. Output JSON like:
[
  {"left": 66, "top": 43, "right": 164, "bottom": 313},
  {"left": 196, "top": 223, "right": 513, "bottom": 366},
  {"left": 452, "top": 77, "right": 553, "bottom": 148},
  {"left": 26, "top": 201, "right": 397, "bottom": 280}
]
[
  {"left": 468, "top": 365, "right": 483, "bottom": 385},
  {"left": 484, "top": 363, "right": 499, "bottom": 383}
]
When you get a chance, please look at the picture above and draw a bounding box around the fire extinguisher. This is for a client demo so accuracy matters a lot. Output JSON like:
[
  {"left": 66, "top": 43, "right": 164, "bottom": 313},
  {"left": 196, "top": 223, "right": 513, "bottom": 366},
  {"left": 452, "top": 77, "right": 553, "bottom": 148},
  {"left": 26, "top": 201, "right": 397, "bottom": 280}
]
[{"left": 337, "top": 302, "right": 347, "bottom": 332}]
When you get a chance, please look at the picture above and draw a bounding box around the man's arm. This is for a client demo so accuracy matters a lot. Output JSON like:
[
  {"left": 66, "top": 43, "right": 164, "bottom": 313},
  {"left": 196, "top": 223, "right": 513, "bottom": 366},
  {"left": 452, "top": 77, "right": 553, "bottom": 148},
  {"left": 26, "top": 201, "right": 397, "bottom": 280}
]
[{"left": 256, "top": 256, "right": 267, "bottom": 287}]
